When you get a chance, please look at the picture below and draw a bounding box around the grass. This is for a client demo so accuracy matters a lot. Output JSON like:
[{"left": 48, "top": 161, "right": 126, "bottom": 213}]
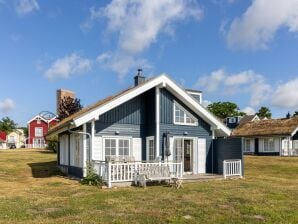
[{"left": 0, "top": 149, "right": 297, "bottom": 223}]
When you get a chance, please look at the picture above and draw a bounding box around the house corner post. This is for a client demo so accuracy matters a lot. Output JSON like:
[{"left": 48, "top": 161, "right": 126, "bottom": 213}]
[
  {"left": 91, "top": 119, "right": 95, "bottom": 161},
  {"left": 83, "top": 123, "right": 87, "bottom": 177},
  {"left": 155, "top": 87, "right": 160, "bottom": 159}
]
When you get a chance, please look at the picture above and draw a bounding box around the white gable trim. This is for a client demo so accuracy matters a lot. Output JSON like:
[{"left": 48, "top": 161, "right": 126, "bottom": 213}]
[
  {"left": 73, "top": 74, "right": 230, "bottom": 136},
  {"left": 291, "top": 126, "right": 298, "bottom": 137},
  {"left": 27, "top": 115, "right": 48, "bottom": 124}
]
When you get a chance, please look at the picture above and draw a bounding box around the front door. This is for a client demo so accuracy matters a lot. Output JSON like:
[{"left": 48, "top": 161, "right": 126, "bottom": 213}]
[{"left": 184, "top": 140, "right": 193, "bottom": 172}]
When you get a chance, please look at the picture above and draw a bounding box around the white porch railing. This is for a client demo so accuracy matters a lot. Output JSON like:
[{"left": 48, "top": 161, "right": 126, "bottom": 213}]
[
  {"left": 94, "top": 161, "right": 183, "bottom": 188},
  {"left": 223, "top": 159, "right": 242, "bottom": 179}
]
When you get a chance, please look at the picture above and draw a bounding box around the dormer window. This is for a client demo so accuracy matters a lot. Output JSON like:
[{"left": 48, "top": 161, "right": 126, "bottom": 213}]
[
  {"left": 229, "top": 117, "right": 236, "bottom": 123},
  {"left": 173, "top": 101, "right": 198, "bottom": 126}
]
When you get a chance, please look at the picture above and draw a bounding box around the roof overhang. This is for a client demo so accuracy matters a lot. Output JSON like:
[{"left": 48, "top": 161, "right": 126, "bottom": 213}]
[{"left": 49, "top": 74, "right": 231, "bottom": 137}]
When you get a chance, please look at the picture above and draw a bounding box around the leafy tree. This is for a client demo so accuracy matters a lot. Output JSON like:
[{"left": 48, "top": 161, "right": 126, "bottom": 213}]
[
  {"left": 19, "top": 127, "right": 28, "bottom": 137},
  {"left": 207, "top": 102, "right": 246, "bottom": 119},
  {"left": 293, "top": 111, "right": 298, "bottom": 117},
  {"left": 58, "top": 96, "right": 83, "bottom": 120},
  {"left": 256, "top": 106, "right": 272, "bottom": 119},
  {"left": 0, "top": 117, "right": 17, "bottom": 134}
]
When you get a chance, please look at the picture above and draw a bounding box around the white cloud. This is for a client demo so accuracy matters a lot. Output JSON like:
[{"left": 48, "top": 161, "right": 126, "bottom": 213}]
[
  {"left": 197, "top": 69, "right": 272, "bottom": 107},
  {"left": 272, "top": 78, "right": 298, "bottom": 108},
  {"left": 242, "top": 106, "right": 256, "bottom": 115},
  {"left": 226, "top": 0, "right": 298, "bottom": 50},
  {"left": 45, "top": 53, "right": 91, "bottom": 80},
  {"left": 15, "top": 0, "right": 39, "bottom": 16},
  {"left": 83, "top": 0, "right": 202, "bottom": 78},
  {"left": 0, "top": 98, "right": 15, "bottom": 113}
]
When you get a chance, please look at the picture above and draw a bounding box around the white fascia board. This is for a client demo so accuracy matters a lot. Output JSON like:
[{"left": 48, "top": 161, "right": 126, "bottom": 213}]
[
  {"left": 162, "top": 75, "right": 231, "bottom": 136},
  {"left": 73, "top": 74, "right": 230, "bottom": 136},
  {"left": 73, "top": 76, "right": 165, "bottom": 127},
  {"left": 291, "top": 126, "right": 298, "bottom": 137},
  {"left": 27, "top": 115, "right": 48, "bottom": 124}
]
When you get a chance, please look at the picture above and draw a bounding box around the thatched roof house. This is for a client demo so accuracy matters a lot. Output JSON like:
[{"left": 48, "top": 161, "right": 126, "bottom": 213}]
[{"left": 232, "top": 117, "right": 298, "bottom": 137}]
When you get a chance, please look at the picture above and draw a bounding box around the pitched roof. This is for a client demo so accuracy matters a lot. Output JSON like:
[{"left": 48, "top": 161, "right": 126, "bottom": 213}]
[
  {"left": 238, "top": 115, "right": 259, "bottom": 125},
  {"left": 232, "top": 117, "right": 298, "bottom": 137},
  {"left": 47, "top": 78, "right": 153, "bottom": 135},
  {"left": 48, "top": 74, "right": 231, "bottom": 137}
]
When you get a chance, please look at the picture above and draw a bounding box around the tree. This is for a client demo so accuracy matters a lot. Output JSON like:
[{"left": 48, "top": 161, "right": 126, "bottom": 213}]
[
  {"left": 293, "top": 111, "right": 298, "bottom": 117},
  {"left": 207, "top": 102, "right": 246, "bottom": 119},
  {"left": 256, "top": 106, "right": 272, "bottom": 119},
  {"left": 58, "top": 96, "right": 83, "bottom": 120},
  {"left": 0, "top": 117, "right": 17, "bottom": 134}
]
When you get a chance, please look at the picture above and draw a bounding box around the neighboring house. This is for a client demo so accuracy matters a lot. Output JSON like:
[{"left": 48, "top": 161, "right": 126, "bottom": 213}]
[
  {"left": 0, "top": 131, "right": 6, "bottom": 149},
  {"left": 232, "top": 117, "right": 298, "bottom": 156},
  {"left": 27, "top": 115, "right": 58, "bottom": 148},
  {"left": 47, "top": 73, "right": 243, "bottom": 186},
  {"left": 225, "top": 115, "right": 260, "bottom": 129},
  {"left": 6, "top": 129, "right": 26, "bottom": 148}
]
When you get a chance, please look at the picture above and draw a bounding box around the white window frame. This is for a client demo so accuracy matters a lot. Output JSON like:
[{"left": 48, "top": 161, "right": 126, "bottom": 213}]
[
  {"left": 103, "top": 136, "right": 131, "bottom": 160},
  {"left": 173, "top": 101, "right": 198, "bottom": 126},
  {"left": 229, "top": 117, "right": 236, "bottom": 124},
  {"left": 263, "top": 138, "right": 275, "bottom": 152},
  {"left": 35, "top": 127, "right": 43, "bottom": 137},
  {"left": 146, "top": 136, "right": 155, "bottom": 161},
  {"left": 293, "top": 140, "right": 298, "bottom": 149},
  {"left": 244, "top": 139, "right": 251, "bottom": 152}
]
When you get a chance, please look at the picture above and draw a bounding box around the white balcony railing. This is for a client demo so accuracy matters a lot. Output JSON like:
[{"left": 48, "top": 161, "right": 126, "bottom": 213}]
[
  {"left": 94, "top": 161, "right": 183, "bottom": 188},
  {"left": 223, "top": 159, "right": 242, "bottom": 179}
]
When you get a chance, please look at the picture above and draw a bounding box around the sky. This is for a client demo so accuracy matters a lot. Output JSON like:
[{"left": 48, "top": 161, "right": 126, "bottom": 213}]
[{"left": 1, "top": 0, "right": 298, "bottom": 126}]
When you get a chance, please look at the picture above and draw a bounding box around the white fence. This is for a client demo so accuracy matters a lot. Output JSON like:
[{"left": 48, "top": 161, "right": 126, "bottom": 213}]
[
  {"left": 94, "top": 161, "right": 183, "bottom": 188},
  {"left": 223, "top": 159, "right": 242, "bottom": 179}
]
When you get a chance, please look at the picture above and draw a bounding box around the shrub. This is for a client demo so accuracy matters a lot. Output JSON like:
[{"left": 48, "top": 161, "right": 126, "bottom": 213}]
[{"left": 81, "top": 162, "right": 103, "bottom": 187}]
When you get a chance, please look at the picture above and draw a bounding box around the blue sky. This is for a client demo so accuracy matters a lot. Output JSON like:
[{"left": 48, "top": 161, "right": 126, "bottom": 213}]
[{"left": 1, "top": 0, "right": 298, "bottom": 126}]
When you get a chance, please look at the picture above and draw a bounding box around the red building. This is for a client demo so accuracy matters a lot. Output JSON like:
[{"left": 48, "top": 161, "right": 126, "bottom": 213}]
[{"left": 27, "top": 115, "right": 58, "bottom": 148}]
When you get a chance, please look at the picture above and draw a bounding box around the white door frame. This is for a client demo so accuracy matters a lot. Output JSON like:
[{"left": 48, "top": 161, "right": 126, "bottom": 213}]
[{"left": 172, "top": 136, "right": 196, "bottom": 174}]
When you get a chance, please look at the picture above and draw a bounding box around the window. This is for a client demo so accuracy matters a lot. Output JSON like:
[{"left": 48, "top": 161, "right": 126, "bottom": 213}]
[
  {"left": 119, "top": 139, "right": 129, "bottom": 158},
  {"left": 264, "top": 138, "right": 274, "bottom": 152},
  {"left": 35, "top": 127, "right": 43, "bottom": 137},
  {"left": 173, "top": 138, "right": 183, "bottom": 162},
  {"left": 36, "top": 118, "right": 41, "bottom": 124},
  {"left": 293, "top": 140, "right": 298, "bottom": 149},
  {"left": 174, "top": 102, "right": 198, "bottom": 126},
  {"left": 229, "top": 117, "right": 236, "bottom": 123},
  {"left": 104, "top": 139, "right": 116, "bottom": 158},
  {"left": 104, "top": 138, "right": 130, "bottom": 160},
  {"left": 146, "top": 137, "right": 155, "bottom": 161},
  {"left": 244, "top": 139, "right": 251, "bottom": 152}
]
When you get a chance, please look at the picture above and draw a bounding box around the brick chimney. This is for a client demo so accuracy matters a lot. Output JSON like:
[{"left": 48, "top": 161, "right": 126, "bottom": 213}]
[{"left": 56, "top": 89, "right": 75, "bottom": 116}]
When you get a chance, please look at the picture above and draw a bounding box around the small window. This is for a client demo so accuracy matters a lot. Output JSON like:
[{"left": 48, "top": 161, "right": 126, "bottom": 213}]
[
  {"left": 264, "top": 138, "right": 274, "bottom": 152},
  {"left": 146, "top": 137, "right": 155, "bottom": 161},
  {"left": 174, "top": 102, "right": 198, "bottom": 126},
  {"left": 119, "top": 139, "right": 130, "bottom": 158},
  {"left": 36, "top": 118, "right": 41, "bottom": 124},
  {"left": 105, "top": 139, "right": 116, "bottom": 158},
  {"left": 229, "top": 117, "right": 236, "bottom": 123},
  {"left": 244, "top": 139, "right": 250, "bottom": 152},
  {"left": 104, "top": 138, "right": 130, "bottom": 160},
  {"left": 35, "top": 127, "right": 43, "bottom": 137}
]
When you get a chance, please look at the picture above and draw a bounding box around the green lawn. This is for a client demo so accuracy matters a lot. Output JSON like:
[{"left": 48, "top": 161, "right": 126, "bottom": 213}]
[{"left": 0, "top": 149, "right": 297, "bottom": 224}]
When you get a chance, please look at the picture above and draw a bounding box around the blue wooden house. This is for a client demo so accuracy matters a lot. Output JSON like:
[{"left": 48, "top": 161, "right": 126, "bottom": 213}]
[{"left": 48, "top": 72, "right": 243, "bottom": 187}]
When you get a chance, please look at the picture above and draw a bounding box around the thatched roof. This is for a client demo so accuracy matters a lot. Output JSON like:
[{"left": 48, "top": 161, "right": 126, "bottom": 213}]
[{"left": 232, "top": 117, "right": 298, "bottom": 137}]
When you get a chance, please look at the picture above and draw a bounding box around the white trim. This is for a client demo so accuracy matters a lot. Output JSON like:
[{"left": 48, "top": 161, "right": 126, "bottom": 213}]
[
  {"left": 102, "top": 136, "right": 132, "bottom": 159},
  {"left": 27, "top": 114, "right": 58, "bottom": 124},
  {"left": 71, "top": 74, "right": 230, "bottom": 136},
  {"left": 155, "top": 87, "right": 160, "bottom": 158},
  {"left": 146, "top": 136, "right": 155, "bottom": 161},
  {"left": 173, "top": 101, "right": 198, "bottom": 126},
  {"left": 83, "top": 123, "right": 87, "bottom": 177},
  {"left": 291, "top": 126, "right": 298, "bottom": 137},
  {"left": 91, "top": 120, "right": 95, "bottom": 159},
  {"left": 186, "top": 91, "right": 202, "bottom": 96}
]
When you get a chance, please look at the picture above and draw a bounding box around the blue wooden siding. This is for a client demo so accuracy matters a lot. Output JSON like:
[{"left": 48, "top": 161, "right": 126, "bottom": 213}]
[
  {"left": 213, "top": 138, "right": 243, "bottom": 175},
  {"left": 159, "top": 88, "right": 213, "bottom": 172}
]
